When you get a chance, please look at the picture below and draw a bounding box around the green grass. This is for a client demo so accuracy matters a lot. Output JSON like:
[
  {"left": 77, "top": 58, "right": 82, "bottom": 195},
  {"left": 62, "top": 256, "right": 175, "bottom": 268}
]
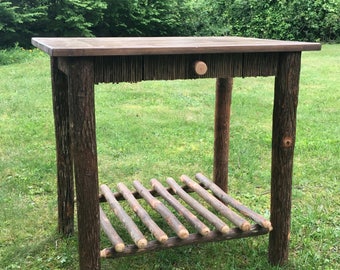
[{"left": 0, "top": 45, "right": 339, "bottom": 269}]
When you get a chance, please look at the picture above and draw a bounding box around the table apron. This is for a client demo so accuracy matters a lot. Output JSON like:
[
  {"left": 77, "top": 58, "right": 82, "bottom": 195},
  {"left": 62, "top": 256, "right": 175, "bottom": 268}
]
[{"left": 57, "top": 53, "right": 279, "bottom": 84}]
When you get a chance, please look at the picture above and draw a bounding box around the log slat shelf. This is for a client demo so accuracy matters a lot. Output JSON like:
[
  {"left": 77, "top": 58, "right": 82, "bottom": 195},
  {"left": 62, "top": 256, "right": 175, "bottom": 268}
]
[
  {"left": 100, "top": 174, "right": 272, "bottom": 258},
  {"left": 31, "top": 37, "right": 321, "bottom": 269}
]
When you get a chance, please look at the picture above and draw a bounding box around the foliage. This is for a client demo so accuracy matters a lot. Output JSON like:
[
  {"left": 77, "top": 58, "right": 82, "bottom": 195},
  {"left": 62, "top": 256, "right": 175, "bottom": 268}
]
[
  {"left": 0, "top": 0, "right": 107, "bottom": 48},
  {"left": 0, "top": 1, "right": 47, "bottom": 48},
  {"left": 201, "top": 0, "right": 340, "bottom": 42},
  {"left": 0, "top": 2, "right": 18, "bottom": 33},
  {"left": 0, "top": 44, "right": 44, "bottom": 65},
  {"left": 287, "top": 0, "right": 340, "bottom": 42},
  {"left": 46, "top": 0, "right": 107, "bottom": 37},
  {"left": 94, "top": 0, "right": 195, "bottom": 37},
  {"left": 0, "top": 0, "right": 339, "bottom": 48},
  {"left": 191, "top": 0, "right": 232, "bottom": 36}
]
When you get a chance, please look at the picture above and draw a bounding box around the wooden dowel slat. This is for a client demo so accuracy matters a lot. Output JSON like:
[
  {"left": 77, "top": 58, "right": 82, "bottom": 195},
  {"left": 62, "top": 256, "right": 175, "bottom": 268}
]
[
  {"left": 151, "top": 179, "right": 210, "bottom": 236},
  {"left": 181, "top": 175, "right": 251, "bottom": 231},
  {"left": 100, "top": 184, "right": 148, "bottom": 248},
  {"left": 133, "top": 180, "right": 189, "bottom": 239},
  {"left": 166, "top": 177, "right": 230, "bottom": 234},
  {"left": 117, "top": 183, "right": 168, "bottom": 243},
  {"left": 99, "top": 182, "right": 206, "bottom": 202},
  {"left": 195, "top": 173, "right": 272, "bottom": 231},
  {"left": 99, "top": 206, "right": 125, "bottom": 253}
]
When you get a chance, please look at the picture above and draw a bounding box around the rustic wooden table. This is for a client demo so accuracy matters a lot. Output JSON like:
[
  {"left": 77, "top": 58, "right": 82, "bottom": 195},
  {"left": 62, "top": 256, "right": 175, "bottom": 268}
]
[{"left": 32, "top": 36, "right": 320, "bottom": 270}]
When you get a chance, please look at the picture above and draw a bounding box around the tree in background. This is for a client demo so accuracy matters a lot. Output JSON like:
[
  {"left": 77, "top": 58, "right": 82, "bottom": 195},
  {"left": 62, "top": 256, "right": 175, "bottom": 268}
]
[
  {"left": 200, "top": 0, "right": 340, "bottom": 42},
  {"left": 0, "top": 0, "right": 339, "bottom": 48},
  {"left": 94, "top": 0, "right": 195, "bottom": 37},
  {"left": 0, "top": 0, "right": 107, "bottom": 48},
  {"left": 45, "top": 0, "right": 107, "bottom": 37},
  {"left": 285, "top": 0, "right": 340, "bottom": 42},
  {"left": 191, "top": 0, "right": 232, "bottom": 36},
  {"left": 0, "top": 1, "right": 47, "bottom": 48},
  {"left": 0, "top": 2, "right": 19, "bottom": 35}
]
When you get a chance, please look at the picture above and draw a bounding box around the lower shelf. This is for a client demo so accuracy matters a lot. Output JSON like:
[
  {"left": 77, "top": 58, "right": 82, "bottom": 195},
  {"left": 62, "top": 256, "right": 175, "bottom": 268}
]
[{"left": 99, "top": 173, "right": 272, "bottom": 258}]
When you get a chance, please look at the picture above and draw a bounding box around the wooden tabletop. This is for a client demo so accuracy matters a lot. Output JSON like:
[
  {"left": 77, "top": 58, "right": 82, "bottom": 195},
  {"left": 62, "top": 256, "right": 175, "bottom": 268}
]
[{"left": 31, "top": 36, "right": 321, "bottom": 57}]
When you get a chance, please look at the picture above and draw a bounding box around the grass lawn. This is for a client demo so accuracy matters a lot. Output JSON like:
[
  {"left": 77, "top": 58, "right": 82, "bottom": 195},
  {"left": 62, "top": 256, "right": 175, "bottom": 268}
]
[{"left": 0, "top": 44, "right": 339, "bottom": 270}]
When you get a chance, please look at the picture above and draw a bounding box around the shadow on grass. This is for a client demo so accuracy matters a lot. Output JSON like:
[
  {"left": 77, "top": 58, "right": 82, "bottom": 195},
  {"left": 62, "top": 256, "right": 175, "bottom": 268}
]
[
  {"left": 100, "top": 236, "right": 284, "bottom": 270},
  {"left": 0, "top": 232, "right": 78, "bottom": 270}
]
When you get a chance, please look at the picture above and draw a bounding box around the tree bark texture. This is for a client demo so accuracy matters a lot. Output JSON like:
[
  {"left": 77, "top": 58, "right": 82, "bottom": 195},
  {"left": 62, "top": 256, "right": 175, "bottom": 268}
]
[
  {"left": 51, "top": 57, "right": 74, "bottom": 235},
  {"left": 269, "top": 52, "right": 301, "bottom": 266},
  {"left": 214, "top": 77, "right": 233, "bottom": 192},
  {"left": 67, "top": 57, "right": 100, "bottom": 270}
]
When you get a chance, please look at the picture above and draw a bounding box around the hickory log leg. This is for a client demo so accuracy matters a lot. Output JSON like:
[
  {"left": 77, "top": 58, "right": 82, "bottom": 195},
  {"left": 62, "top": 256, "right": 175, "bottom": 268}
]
[
  {"left": 269, "top": 52, "right": 301, "bottom": 265},
  {"left": 67, "top": 57, "right": 100, "bottom": 270},
  {"left": 214, "top": 77, "right": 233, "bottom": 192},
  {"left": 51, "top": 57, "right": 74, "bottom": 235}
]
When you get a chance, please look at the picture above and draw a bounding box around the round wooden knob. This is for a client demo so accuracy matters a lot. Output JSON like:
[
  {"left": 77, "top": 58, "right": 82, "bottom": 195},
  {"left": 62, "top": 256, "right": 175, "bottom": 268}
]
[{"left": 193, "top": 61, "right": 208, "bottom": 75}]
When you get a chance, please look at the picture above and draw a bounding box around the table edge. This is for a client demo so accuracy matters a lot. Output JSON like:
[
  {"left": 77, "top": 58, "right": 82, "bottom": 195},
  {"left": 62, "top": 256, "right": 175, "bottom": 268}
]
[{"left": 31, "top": 37, "right": 322, "bottom": 57}]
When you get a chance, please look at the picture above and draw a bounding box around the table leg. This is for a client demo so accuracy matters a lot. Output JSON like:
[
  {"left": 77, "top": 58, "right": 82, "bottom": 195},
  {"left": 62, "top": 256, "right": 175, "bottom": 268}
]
[
  {"left": 51, "top": 57, "right": 74, "bottom": 235},
  {"left": 269, "top": 52, "right": 301, "bottom": 265},
  {"left": 67, "top": 57, "right": 100, "bottom": 270},
  {"left": 214, "top": 77, "right": 233, "bottom": 192}
]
